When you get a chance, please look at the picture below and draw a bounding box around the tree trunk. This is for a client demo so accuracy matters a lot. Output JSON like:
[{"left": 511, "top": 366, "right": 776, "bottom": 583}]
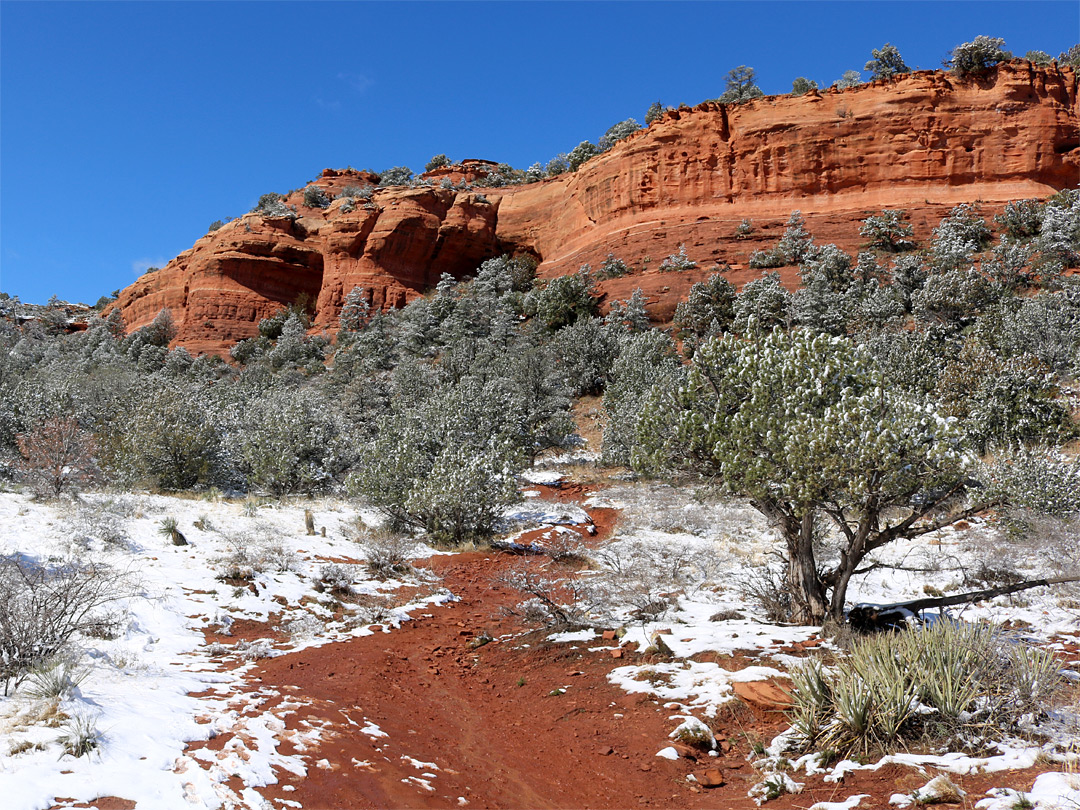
[{"left": 787, "top": 511, "right": 828, "bottom": 625}]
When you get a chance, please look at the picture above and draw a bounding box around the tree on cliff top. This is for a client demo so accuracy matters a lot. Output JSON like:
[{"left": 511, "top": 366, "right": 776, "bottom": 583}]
[
  {"left": 719, "top": 65, "right": 764, "bottom": 103},
  {"left": 633, "top": 328, "right": 984, "bottom": 625},
  {"left": 864, "top": 43, "right": 910, "bottom": 80},
  {"left": 948, "top": 35, "right": 1012, "bottom": 76}
]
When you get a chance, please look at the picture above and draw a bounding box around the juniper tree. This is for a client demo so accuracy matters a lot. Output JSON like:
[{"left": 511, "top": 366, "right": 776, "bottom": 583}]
[
  {"left": 602, "top": 330, "right": 683, "bottom": 467},
  {"left": 673, "top": 273, "right": 737, "bottom": 357},
  {"left": 834, "top": 70, "right": 863, "bottom": 89},
  {"left": 339, "top": 286, "right": 372, "bottom": 334},
  {"left": 948, "top": 36, "right": 1011, "bottom": 76},
  {"left": 860, "top": 210, "right": 915, "bottom": 252},
  {"left": 865, "top": 43, "right": 910, "bottom": 80},
  {"left": 634, "top": 328, "right": 981, "bottom": 625},
  {"left": 719, "top": 65, "right": 764, "bottom": 103},
  {"left": 732, "top": 271, "right": 793, "bottom": 334}
]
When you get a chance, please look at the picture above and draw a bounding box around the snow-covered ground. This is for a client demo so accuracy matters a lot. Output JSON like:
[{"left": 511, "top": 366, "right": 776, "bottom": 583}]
[
  {"left": 3, "top": 471, "right": 1080, "bottom": 809},
  {"left": 0, "top": 491, "right": 451, "bottom": 810},
  {"left": 575, "top": 481, "right": 1080, "bottom": 807}
]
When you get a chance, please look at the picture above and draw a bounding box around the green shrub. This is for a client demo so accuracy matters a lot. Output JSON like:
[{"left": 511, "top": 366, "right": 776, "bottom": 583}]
[
  {"left": 567, "top": 140, "right": 600, "bottom": 172},
  {"left": 378, "top": 166, "right": 414, "bottom": 187},
  {"left": 251, "top": 192, "right": 294, "bottom": 218},
  {"left": 303, "top": 186, "right": 330, "bottom": 209},
  {"left": 791, "top": 77, "right": 818, "bottom": 95},
  {"left": 523, "top": 269, "right": 598, "bottom": 330},
  {"left": 860, "top": 210, "right": 915, "bottom": 252},
  {"left": 833, "top": 69, "right": 863, "bottom": 89},
  {"left": 595, "top": 252, "right": 631, "bottom": 280},
  {"left": 425, "top": 153, "right": 451, "bottom": 172},
  {"left": 949, "top": 35, "right": 1011, "bottom": 76},
  {"left": 865, "top": 43, "right": 910, "bottom": 80}
]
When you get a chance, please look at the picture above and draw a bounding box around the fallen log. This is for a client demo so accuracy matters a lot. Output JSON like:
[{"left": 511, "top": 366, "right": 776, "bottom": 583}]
[{"left": 847, "top": 574, "right": 1080, "bottom": 633}]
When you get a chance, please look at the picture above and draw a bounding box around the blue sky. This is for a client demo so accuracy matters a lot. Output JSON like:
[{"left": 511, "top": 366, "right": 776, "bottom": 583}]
[{"left": 2, "top": 1, "right": 1076, "bottom": 305}]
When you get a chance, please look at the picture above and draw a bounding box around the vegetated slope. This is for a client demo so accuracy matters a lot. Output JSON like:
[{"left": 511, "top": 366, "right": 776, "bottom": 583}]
[{"left": 112, "top": 62, "right": 1078, "bottom": 356}]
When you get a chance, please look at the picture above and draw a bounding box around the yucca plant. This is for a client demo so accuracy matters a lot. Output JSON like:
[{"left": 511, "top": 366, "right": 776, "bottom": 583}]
[
  {"left": 788, "top": 659, "right": 833, "bottom": 749},
  {"left": 58, "top": 713, "right": 100, "bottom": 758},
  {"left": 786, "top": 620, "right": 1064, "bottom": 761},
  {"left": 157, "top": 516, "right": 187, "bottom": 546},
  {"left": 23, "top": 659, "right": 88, "bottom": 701}
]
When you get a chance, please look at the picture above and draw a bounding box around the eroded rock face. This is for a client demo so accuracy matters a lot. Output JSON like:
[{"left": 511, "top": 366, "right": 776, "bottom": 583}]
[{"left": 111, "top": 63, "right": 1078, "bottom": 355}]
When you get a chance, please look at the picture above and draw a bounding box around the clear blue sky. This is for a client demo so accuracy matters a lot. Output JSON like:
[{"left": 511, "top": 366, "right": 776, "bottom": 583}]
[{"left": 2, "top": 1, "right": 1076, "bottom": 305}]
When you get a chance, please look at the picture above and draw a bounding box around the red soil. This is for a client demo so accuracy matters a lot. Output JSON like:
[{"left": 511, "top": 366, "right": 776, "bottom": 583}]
[{"left": 173, "top": 487, "right": 1061, "bottom": 809}]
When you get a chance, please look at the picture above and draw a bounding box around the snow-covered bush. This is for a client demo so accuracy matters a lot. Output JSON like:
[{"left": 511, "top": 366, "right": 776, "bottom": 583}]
[
  {"left": 0, "top": 555, "right": 131, "bottom": 695},
  {"left": 353, "top": 527, "right": 417, "bottom": 580},
  {"left": 604, "top": 289, "right": 651, "bottom": 334},
  {"left": 949, "top": 35, "right": 1012, "bottom": 76},
  {"left": 673, "top": 272, "right": 737, "bottom": 356},
  {"left": 595, "top": 252, "right": 631, "bottom": 280},
  {"left": 634, "top": 328, "right": 973, "bottom": 625},
  {"left": 1034, "top": 190, "right": 1080, "bottom": 271},
  {"left": 424, "top": 153, "right": 450, "bottom": 172},
  {"left": 930, "top": 203, "right": 992, "bottom": 272},
  {"left": 378, "top": 166, "right": 414, "bottom": 187},
  {"left": 592, "top": 538, "right": 719, "bottom": 621},
  {"left": 912, "top": 267, "right": 997, "bottom": 327},
  {"left": 718, "top": 65, "right": 764, "bottom": 103},
  {"left": 732, "top": 272, "right": 793, "bottom": 334},
  {"left": 62, "top": 501, "right": 128, "bottom": 549},
  {"left": 597, "top": 118, "right": 640, "bottom": 151},
  {"left": 859, "top": 209, "right": 915, "bottom": 252},
  {"left": 523, "top": 269, "right": 598, "bottom": 330},
  {"left": 833, "top": 69, "right": 862, "bottom": 89},
  {"left": 106, "top": 382, "right": 227, "bottom": 491},
  {"left": 550, "top": 316, "right": 619, "bottom": 396},
  {"left": 216, "top": 529, "right": 294, "bottom": 581},
  {"left": 498, "top": 563, "right": 607, "bottom": 629},
  {"left": 302, "top": 186, "right": 330, "bottom": 209},
  {"left": 864, "top": 43, "right": 909, "bottom": 79},
  {"left": 566, "top": 140, "right": 600, "bottom": 172},
  {"left": 749, "top": 211, "right": 814, "bottom": 269},
  {"left": 657, "top": 244, "right": 697, "bottom": 273},
  {"left": 351, "top": 378, "right": 529, "bottom": 544},
  {"left": 601, "top": 330, "right": 683, "bottom": 466},
  {"left": 250, "top": 193, "right": 294, "bottom": 218},
  {"left": 229, "top": 384, "right": 354, "bottom": 495},
  {"left": 978, "top": 287, "right": 1080, "bottom": 373},
  {"left": 995, "top": 199, "right": 1043, "bottom": 240}
]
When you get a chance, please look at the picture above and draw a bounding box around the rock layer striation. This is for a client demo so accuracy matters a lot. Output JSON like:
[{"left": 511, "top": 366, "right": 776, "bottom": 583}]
[{"left": 111, "top": 63, "right": 1079, "bottom": 355}]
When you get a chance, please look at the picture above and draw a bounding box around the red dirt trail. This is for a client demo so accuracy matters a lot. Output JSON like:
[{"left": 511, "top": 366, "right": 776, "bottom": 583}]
[{"left": 179, "top": 485, "right": 1053, "bottom": 809}]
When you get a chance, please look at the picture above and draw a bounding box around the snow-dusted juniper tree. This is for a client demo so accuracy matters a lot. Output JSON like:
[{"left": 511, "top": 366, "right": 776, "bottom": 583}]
[
  {"left": 673, "top": 273, "right": 737, "bottom": 357},
  {"left": 633, "top": 328, "right": 983, "bottom": 625},
  {"left": 864, "top": 43, "right": 910, "bottom": 80}
]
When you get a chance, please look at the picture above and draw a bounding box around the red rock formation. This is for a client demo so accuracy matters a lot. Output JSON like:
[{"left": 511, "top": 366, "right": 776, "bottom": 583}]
[{"left": 111, "top": 62, "right": 1078, "bottom": 355}]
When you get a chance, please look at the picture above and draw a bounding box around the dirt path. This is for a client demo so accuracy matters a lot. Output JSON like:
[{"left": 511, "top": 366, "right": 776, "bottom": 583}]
[{"left": 179, "top": 485, "right": 1056, "bottom": 810}]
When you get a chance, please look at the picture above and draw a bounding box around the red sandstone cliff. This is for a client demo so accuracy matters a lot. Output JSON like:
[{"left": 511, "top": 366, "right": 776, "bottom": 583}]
[{"left": 111, "top": 62, "right": 1078, "bottom": 355}]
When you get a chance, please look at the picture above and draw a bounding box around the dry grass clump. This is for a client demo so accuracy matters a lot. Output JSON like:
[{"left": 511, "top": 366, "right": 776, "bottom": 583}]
[
  {"left": 215, "top": 528, "right": 297, "bottom": 581},
  {"left": 349, "top": 523, "right": 419, "bottom": 581}
]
